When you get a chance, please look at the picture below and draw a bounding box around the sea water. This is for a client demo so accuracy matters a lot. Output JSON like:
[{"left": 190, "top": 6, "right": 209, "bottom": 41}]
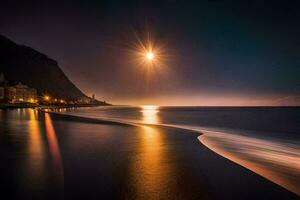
[{"left": 59, "top": 106, "right": 300, "bottom": 195}]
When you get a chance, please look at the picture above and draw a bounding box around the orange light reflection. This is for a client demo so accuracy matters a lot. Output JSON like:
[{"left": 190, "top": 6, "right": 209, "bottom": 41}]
[
  {"left": 130, "top": 125, "right": 170, "bottom": 199},
  {"left": 27, "top": 109, "right": 45, "bottom": 178},
  {"left": 45, "top": 113, "right": 64, "bottom": 182},
  {"left": 140, "top": 105, "right": 160, "bottom": 124}
]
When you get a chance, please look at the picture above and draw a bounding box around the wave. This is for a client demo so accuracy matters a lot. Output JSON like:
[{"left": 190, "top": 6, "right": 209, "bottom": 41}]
[
  {"left": 198, "top": 130, "right": 300, "bottom": 196},
  {"left": 48, "top": 110, "right": 300, "bottom": 196}
]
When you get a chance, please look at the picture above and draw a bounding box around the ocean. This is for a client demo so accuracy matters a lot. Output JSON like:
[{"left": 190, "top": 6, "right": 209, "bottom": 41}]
[
  {"left": 59, "top": 106, "right": 300, "bottom": 195},
  {"left": 59, "top": 106, "right": 300, "bottom": 138},
  {"left": 0, "top": 106, "right": 299, "bottom": 199}
]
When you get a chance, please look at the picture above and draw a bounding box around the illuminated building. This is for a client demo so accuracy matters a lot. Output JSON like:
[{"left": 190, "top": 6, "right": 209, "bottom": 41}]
[{"left": 4, "top": 82, "right": 37, "bottom": 103}]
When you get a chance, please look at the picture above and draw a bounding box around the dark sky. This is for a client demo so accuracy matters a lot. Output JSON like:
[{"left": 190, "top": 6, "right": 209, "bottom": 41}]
[{"left": 1, "top": 0, "right": 299, "bottom": 105}]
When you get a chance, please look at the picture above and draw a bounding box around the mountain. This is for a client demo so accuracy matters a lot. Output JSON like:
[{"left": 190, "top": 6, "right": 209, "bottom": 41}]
[{"left": 0, "top": 34, "right": 87, "bottom": 100}]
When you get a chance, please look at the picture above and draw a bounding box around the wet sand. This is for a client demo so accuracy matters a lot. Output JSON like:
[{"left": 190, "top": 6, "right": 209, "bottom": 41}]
[{"left": 0, "top": 109, "right": 298, "bottom": 199}]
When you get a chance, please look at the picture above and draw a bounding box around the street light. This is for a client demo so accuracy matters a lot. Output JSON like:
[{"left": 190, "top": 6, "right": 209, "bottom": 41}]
[{"left": 44, "top": 95, "right": 50, "bottom": 101}]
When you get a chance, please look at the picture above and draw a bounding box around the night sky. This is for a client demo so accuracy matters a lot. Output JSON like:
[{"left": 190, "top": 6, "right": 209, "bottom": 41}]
[{"left": 0, "top": 0, "right": 299, "bottom": 105}]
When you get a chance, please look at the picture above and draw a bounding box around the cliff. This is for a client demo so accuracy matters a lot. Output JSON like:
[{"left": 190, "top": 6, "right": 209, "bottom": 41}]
[{"left": 0, "top": 34, "right": 87, "bottom": 100}]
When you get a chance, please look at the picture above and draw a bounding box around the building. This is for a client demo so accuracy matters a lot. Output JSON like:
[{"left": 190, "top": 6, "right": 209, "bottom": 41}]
[
  {"left": 5, "top": 82, "right": 37, "bottom": 103},
  {"left": 0, "top": 73, "right": 37, "bottom": 103},
  {"left": 4, "top": 86, "right": 16, "bottom": 102}
]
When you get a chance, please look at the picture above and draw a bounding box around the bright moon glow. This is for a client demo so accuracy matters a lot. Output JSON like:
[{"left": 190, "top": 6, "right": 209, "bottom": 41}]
[
  {"left": 130, "top": 29, "right": 170, "bottom": 69},
  {"left": 146, "top": 51, "right": 154, "bottom": 61}
]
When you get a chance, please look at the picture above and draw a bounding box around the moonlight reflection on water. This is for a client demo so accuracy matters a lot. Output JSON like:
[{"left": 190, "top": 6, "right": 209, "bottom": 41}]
[{"left": 140, "top": 105, "right": 160, "bottom": 124}]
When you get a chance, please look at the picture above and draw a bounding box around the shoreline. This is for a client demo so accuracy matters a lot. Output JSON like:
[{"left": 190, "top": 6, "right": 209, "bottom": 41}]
[
  {"left": 199, "top": 134, "right": 300, "bottom": 196},
  {"left": 46, "top": 111, "right": 298, "bottom": 199},
  {"left": 45, "top": 110, "right": 299, "bottom": 197}
]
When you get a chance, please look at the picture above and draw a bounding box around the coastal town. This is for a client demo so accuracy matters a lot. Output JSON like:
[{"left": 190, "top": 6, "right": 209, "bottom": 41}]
[{"left": 0, "top": 72, "right": 106, "bottom": 108}]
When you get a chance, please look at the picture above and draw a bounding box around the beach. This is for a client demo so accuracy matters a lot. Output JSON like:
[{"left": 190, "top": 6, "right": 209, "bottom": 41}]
[{"left": 0, "top": 108, "right": 298, "bottom": 199}]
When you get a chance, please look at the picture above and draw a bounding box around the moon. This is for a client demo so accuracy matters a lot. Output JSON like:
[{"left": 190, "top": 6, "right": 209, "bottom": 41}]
[{"left": 145, "top": 51, "right": 154, "bottom": 61}]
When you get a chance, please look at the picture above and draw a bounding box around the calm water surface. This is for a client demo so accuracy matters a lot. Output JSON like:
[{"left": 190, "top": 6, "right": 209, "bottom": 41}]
[
  {"left": 60, "top": 106, "right": 300, "bottom": 195},
  {"left": 0, "top": 108, "right": 210, "bottom": 199}
]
